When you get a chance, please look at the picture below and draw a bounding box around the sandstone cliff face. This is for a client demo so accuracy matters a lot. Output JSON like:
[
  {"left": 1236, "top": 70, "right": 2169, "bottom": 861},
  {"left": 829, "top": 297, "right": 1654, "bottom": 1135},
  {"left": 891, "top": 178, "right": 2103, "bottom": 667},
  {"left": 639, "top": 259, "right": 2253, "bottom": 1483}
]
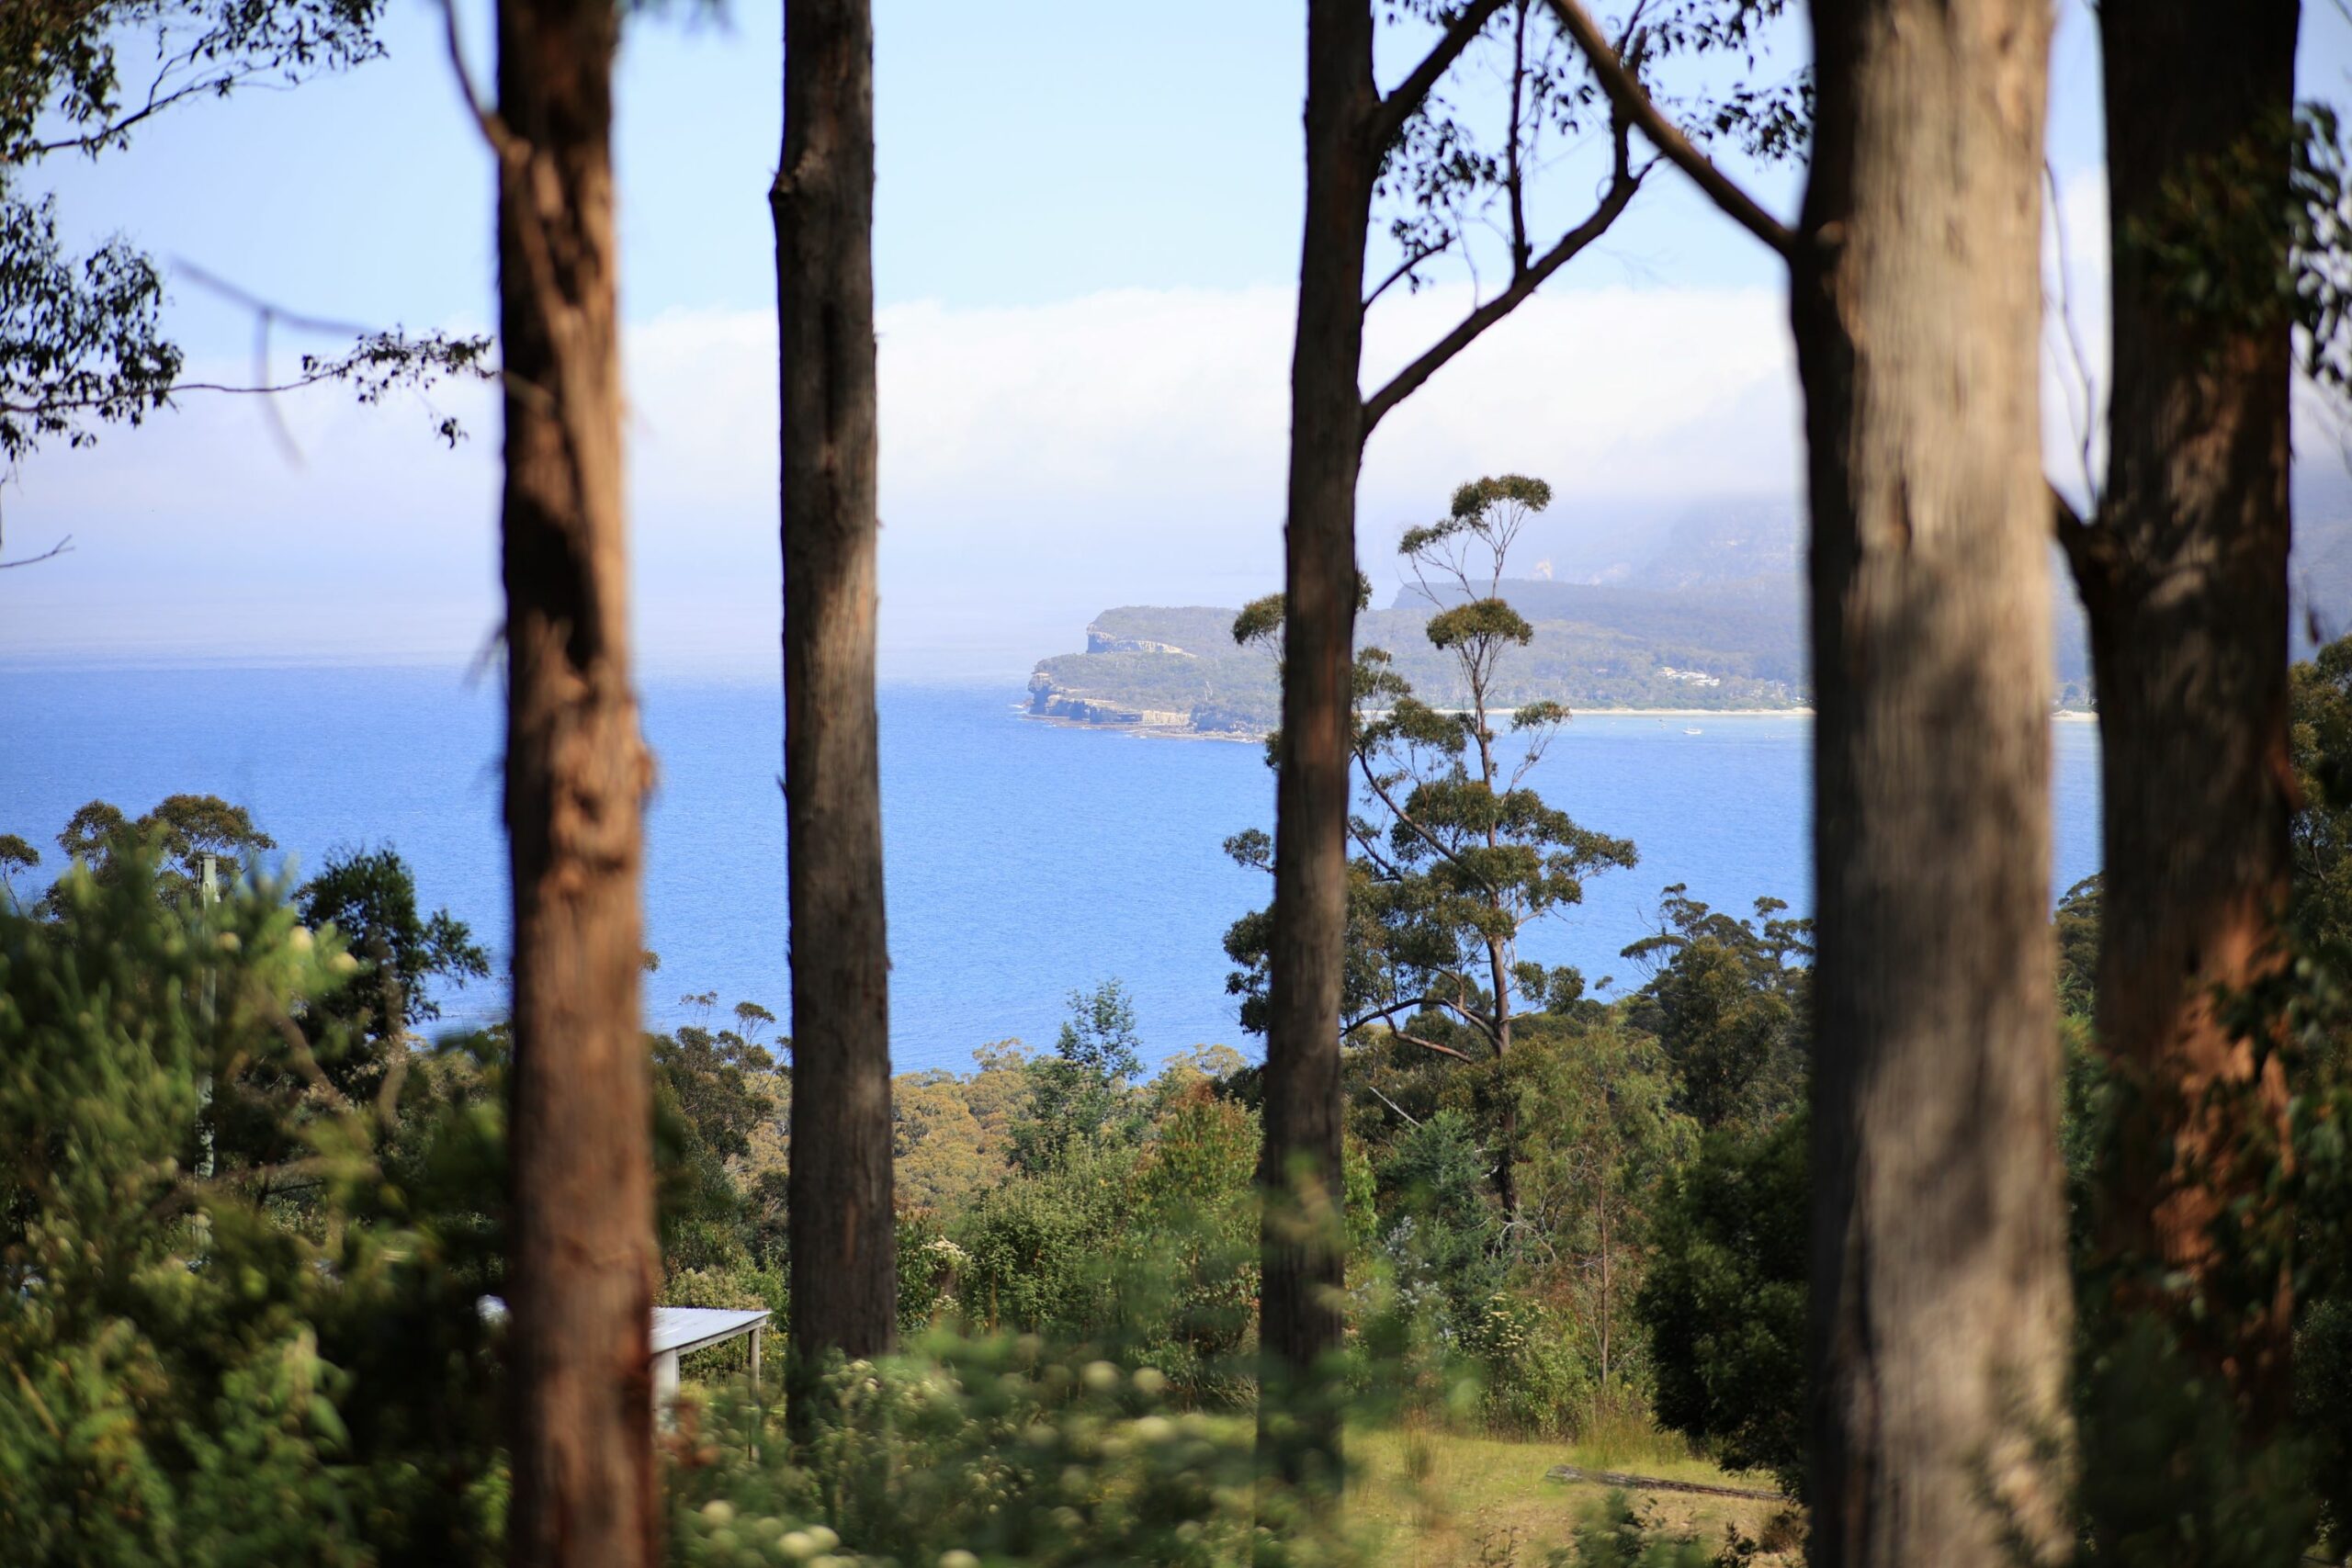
[
  {"left": 1084, "top": 624, "right": 1195, "bottom": 658},
  {"left": 1023, "top": 671, "right": 1193, "bottom": 731}
]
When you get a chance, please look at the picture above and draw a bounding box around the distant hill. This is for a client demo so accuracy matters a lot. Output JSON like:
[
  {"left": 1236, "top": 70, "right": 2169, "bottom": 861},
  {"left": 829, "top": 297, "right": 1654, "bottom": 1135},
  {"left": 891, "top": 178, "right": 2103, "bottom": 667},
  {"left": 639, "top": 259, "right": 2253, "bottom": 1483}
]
[
  {"left": 1026, "top": 486, "right": 2352, "bottom": 737},
  {"left": 1027, "top": 588, "right": 1808, "bottom": 737}
]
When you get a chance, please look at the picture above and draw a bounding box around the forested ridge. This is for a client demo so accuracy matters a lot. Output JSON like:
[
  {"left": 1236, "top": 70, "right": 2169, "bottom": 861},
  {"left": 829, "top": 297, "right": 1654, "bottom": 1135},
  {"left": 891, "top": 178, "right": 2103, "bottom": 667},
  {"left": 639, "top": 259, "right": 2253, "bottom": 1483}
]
[{"left": 1035, "top": 492, "right": 2352, "bottom": 734}]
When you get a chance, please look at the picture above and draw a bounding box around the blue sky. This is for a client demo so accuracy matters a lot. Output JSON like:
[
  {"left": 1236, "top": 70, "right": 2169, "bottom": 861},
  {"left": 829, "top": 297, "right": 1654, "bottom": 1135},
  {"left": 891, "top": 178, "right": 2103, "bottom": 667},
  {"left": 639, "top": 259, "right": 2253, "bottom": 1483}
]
[{"left": 4, "top": 1, "right": 2348, "bottom": 676}]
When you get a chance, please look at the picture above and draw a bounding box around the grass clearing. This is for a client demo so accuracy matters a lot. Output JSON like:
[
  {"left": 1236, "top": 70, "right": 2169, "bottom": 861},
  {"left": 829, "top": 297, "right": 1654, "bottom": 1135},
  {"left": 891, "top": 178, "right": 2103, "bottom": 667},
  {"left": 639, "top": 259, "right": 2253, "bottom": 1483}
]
[{"left": 1349, "top": 1421, "right": 1800, "bottom": 1567}]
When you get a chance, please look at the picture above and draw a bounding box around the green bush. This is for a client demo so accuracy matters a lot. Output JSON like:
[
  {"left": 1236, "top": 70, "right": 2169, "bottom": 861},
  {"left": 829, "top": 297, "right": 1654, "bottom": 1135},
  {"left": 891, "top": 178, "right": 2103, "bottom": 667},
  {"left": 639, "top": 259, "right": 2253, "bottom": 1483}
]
[
  {"left": 665, "top": 1336, "right": 1366, "bottom": 1568},
  {"left": 1557, "top": 1492, "right": 1716, "bottom": 1568},
  {"left": 0, "top": 859, "right": 505, "bottom": 1565},
  {"left": 1463, "top": 1292, "right": 1593, "bottom": 1438},
  {"left": 2301, "top": 1294, "right": 2352, "bottom": 1555},
  {"left": 1634, "top": 1111, "right": 1806, "bottom": 1496}
]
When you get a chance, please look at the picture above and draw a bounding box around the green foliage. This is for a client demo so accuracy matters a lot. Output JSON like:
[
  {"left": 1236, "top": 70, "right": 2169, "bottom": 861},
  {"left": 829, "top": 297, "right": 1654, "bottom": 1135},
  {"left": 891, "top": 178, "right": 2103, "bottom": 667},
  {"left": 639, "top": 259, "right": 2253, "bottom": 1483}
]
[
  {"left": 1619, "top": 886, "right": 1809, "bottom": 1132},
  {"left": 1634, "top": 1111, "right": 1807, "bottom": 1496},
  {"left": 0, "top": 0, "right": 496, "bottom": 472},
  {"left": 1513, "top": 1021, "right": 1697, "bottom": 1406},
  {"left": 0, "top": 829, "right": 37, "bottom": 899},
  {"left": 2299, "top": 1295, "right": 2352, "bottom": 1553},
  {"left": 2073, "top": 1314, "right": 2316, "bottom": 1568},
  {"left": 297, "top": 844, "right": 489, "bottom": 1055},
  {"left": 666, "top": 1338, "right": 1365, "bottom": 1568},
  {"left": 1377, "top": 1109, "right": 1507, "bottom": 1329},
  {"left": 1559, "top": 1492, "right": 1718, "bottom": 1568},
  {"left": 2053, "top": 875, "right": 2101, "bottom": 1021},
  {"left": 49, "top": 793, "right": 275, "bottom": 905},
  {"left": 1009, "top": 980, "right": 1147, "bottom": 1175},
  {"left": 1224, "top": 477, "right": 1638, "bottom": 1077},
  {"left": 0, "top": 0, "right": 385, "bottom": 168},
  {"left": 2298, "top": 102, "right": 2352, "bottom": 410},
  {"left": 955, "top": 1144, "right": 1133, "bottom": 1340},
  {"left": 896, "top": 1210, "right": 966, "bottom": 1334},
  {"left": 1120, "top": 1085, "right": 1262, "bottom": 1404},
  {"left": 2294, "top": 638, "right": 2352, "bottom": 952},
  {"left": 0, "top": 856, "right": 504, "bottom": 1565},
  {"left": 0, "top": 192, "right": 179, "bottom": 465},
  {"left": 950, "top": 1073, "right": 1261, "bottom": 1408},
  {"left": 651, "top": 1008, "right": 782, "bottom": 1275}
]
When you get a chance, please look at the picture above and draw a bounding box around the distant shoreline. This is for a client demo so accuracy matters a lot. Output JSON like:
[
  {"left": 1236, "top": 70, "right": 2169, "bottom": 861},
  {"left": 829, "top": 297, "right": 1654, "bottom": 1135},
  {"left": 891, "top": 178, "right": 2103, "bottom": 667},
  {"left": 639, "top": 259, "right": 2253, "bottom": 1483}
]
[
  {"left": 1019, "top": 704, "right": 2099, "bottom": 739},
  {"left": 1585, "top": 707, "right": 2098, "bottom": 722}
]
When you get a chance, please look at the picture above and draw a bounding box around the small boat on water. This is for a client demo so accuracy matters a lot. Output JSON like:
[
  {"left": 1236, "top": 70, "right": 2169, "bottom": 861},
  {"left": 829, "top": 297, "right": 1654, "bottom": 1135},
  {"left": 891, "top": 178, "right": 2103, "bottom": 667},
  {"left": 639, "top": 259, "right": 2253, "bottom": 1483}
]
[{"left": 1683, "top": 728, "right": 1702, "bottom": 736}]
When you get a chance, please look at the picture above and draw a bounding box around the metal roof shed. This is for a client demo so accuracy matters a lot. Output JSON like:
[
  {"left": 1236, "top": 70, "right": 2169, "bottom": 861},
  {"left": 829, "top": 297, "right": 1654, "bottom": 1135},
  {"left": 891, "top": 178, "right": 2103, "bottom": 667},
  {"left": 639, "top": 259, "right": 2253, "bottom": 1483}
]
[{"left": 650, "top": 1306, "right": 770, "bottom": 1410}]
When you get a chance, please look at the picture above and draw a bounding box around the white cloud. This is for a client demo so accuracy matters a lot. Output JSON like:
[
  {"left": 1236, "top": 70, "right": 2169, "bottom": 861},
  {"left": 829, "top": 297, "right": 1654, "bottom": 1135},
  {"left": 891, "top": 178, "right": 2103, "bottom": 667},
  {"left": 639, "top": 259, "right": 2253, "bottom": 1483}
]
[{"left": 3, "top": 279, "right": 1804, "bottom": 679}]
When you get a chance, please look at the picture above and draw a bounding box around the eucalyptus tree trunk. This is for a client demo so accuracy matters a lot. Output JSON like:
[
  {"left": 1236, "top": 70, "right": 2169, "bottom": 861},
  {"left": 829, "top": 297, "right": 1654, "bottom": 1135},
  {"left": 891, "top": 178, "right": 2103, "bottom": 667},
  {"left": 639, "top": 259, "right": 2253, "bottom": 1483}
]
[
  {"left": 1260, "top": 0, "right": 1377, "bottom": 1493},
  {"left": 2077, "top": 0, "right": 2300, "bottom": 1433},
  {"left": 1792, "top": 2, "right": 2072, "bottom": 1562},
  {"left": 1473, "top": 675, "right": 1520, "bottom": 1219},
  {"left": 494, "top": 0, "right": 658, "bottom": 1560},
  {"left": 774, "top": 0, "right": 896, "bottom": 1438}
]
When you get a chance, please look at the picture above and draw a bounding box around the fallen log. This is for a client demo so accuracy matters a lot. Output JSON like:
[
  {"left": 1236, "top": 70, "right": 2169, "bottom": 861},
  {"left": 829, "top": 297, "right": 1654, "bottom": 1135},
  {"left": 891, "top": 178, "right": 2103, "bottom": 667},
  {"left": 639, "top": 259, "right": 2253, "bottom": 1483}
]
[{"left": 1544, "top": 1463, "right": 1786, "bottom": 1504}]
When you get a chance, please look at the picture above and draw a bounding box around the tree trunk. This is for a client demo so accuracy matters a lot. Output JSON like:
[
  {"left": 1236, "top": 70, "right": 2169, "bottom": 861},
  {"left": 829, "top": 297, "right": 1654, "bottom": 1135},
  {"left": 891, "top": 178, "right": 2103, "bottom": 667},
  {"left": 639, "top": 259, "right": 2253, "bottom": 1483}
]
[
  {"left": 1260, "top": 0, "right": 1377, "bottom": 1494},
  {"left": 775, "top": 0, "right": 896, "bottom": 1439},
  {"left": 2083, "top": 0, "right": 2299, "bottom": 1433},
  {"left": 1792, "top": 2, "right": 2072, "bottom": 1563},
  {"left": 1487, "top": 931, "right": 1520, "bottom": 1218},
  {"left": 1597, "top": 1197, "right": 1611, "bottom": 1386},
  {"left": 495, "top": 0, "right": 658, "bottom": 1559}
]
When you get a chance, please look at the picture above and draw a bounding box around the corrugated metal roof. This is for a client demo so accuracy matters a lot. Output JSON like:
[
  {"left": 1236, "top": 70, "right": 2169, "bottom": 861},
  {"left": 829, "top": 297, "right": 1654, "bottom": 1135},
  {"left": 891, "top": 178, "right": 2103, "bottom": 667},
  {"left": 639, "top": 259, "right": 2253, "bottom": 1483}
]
[{"left": 650, "top": 1306, "right": 770, "bottom": 1357}]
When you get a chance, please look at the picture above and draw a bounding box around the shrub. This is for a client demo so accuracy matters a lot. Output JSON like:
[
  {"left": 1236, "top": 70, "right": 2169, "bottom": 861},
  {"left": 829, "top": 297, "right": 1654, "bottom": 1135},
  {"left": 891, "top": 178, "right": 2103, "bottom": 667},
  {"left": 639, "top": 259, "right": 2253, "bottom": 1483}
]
[
  {"left": 1634, "top": 1111, "right": 1806, "bottom": 1496},
  {"left": 0, "top": 859, "right": 505, "bottom": 1565},
  {"left": 664, "top": 1336, "right": 1367, "bottom": 1568}
]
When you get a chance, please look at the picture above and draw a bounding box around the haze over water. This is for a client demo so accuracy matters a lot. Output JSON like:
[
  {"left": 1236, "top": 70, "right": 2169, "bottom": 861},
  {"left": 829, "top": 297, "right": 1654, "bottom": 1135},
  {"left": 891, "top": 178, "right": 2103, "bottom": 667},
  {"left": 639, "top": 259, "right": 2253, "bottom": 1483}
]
[{"left": 2, "top": 667, "right": 2102, "bottom": 1073}]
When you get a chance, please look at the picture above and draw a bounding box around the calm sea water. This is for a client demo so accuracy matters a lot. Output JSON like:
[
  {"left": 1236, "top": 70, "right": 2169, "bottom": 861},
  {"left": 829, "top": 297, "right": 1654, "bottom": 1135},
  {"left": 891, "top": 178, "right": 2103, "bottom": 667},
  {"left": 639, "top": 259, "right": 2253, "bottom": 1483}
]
[{"left": 0, "top": 667, "right": 2102, "bottom": 1074}]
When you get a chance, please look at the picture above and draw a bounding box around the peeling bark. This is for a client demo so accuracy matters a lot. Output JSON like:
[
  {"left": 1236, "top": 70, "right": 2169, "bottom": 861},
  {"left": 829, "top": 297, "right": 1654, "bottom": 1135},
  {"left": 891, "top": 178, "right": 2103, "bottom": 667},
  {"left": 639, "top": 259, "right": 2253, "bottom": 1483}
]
[{"left": 2085, "top": 0, "right": 2300, "bottom": 1433}]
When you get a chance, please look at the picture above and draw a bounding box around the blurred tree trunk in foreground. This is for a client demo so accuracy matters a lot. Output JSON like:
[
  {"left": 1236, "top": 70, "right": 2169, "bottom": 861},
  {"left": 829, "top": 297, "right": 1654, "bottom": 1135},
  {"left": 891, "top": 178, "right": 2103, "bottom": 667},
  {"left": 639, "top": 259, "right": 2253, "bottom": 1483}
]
[
  {"left": 1551, "top": 1, "right": 2077, "bottom": 1550},
  {"left": 1792, "top": 2, "right": 2073, "bottom": 1562},
  {"left": 2070, "top": 0, "right": 2301, "bottom": 1436},
  {"left": 775, "top": 0, "right": 897, "bottom": 1440},
  {"left": 493, "top": 0, "right": 659, "bottom": 1558}
]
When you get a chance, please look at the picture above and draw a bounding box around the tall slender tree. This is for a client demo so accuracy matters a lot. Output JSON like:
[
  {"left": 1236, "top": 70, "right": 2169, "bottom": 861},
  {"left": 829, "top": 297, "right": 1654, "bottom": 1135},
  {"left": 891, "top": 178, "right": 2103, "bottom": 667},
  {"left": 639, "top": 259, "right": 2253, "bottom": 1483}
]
[
  {"left": 1264, "top": 0, "right": 1656, "bottom": 1485},
  {"left": 481, "top": 0, "right": 659, "bottom": 1558},
  {"left": 1553, "top": 1, "right": 2073, "bottom": 1561},
  {"left": 1226, "top": 477, "right": 1637, "bottom": 1224},
  {"left": 2055, "top": 3, "right": 2302, "bottom": 1442},
  {"left": 774, "top": 0, "right": 895, "bottom": 1437}
]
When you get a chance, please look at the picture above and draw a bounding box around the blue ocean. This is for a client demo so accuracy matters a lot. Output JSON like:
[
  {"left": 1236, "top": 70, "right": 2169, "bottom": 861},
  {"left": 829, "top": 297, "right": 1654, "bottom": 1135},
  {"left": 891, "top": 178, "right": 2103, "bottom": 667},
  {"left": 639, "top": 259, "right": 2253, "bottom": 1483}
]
[{"left": 0, "top": 667, "right": 2103, "bottom": 1074}]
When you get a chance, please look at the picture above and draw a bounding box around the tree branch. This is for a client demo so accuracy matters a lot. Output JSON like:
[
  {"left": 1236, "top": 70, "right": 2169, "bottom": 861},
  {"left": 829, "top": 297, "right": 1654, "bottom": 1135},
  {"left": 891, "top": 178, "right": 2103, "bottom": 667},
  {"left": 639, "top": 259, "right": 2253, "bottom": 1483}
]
[
  {"left": 1542, "top": 0, "right": 1795, "bottom": 260},
  {"left": 1506, "top": 0, "right": 1531, "bottom": 272},
  {"left": 1365, "top": 233, "right": 1457, "bottom": 311},
  {"left": 437, "top": 0, "right": 524, "bottom": 162},
  {"left": 1349, "top": 981, "right": 1500, "bottom": 1056},
  {"left": 33, "top": 78, "right": 253, "bottom": 159},
  {"left": 0, "top": 535, "right": 73, "bottom": 570},
  {"left": 1372, "top": 0, "right": 1512, "bottom": 153},
  {"left": 1363, "top": 117, "right": 1646, "bottom": 439},
  {"left": 1358, "top": 742, "right": 1492, "bottom": 891}
]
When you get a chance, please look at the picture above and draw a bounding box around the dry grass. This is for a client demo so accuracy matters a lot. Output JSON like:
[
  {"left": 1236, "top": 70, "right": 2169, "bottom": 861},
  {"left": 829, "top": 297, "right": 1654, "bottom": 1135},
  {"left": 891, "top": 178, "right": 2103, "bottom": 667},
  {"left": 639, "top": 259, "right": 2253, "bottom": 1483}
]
[{"left": 1347, "top": 1418, "right": 1801, "bottom": 1568}]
